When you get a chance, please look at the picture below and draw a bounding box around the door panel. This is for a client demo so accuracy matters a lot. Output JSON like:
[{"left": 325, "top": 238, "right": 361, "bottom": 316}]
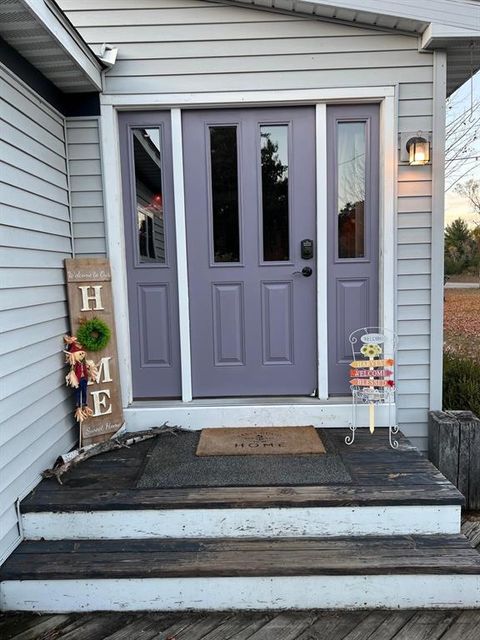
[
  {"left": 119, "top": 112, "right": 181, "bottom": 399},
  {"left": 327, "top": 104, "right": 380, "bottom": 394},
  {"left": 183, "top": 107, "right": 316, "bottom": 398}
]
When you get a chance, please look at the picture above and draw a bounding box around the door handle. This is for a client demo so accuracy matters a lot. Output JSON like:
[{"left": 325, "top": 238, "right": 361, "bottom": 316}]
[{"left": 292, "top": 266, "right": 313, "bottom": 277}]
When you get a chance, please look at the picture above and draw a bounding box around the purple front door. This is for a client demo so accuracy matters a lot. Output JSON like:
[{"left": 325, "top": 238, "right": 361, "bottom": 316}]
[{"left": 183, "top": 108, "right": 317, "bottom": 397}]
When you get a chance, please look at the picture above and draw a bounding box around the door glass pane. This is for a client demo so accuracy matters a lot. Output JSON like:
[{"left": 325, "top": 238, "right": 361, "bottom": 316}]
[
  {"left": 210, "top": 126, "right": 240, "bottom": 263},
  {"left": 337, "top": 121, "right": 366, "bottom": 259},
  {"left": 132, "top": 128, "right": 165, "bottom": 263},
  {"left": 261, "top": 125, "right": 289, "bottom": 261}
]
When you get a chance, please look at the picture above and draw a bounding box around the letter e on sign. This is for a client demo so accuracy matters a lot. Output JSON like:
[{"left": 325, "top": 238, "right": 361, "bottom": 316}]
[{"left": 91, "top": 389, "right": 113, "bottom": 417}]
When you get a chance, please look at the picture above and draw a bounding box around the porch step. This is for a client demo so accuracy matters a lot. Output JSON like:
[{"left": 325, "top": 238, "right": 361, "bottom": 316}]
[
  {"left": 1, "top": 535, "right": 480, "bottom": 611},
  {"left": 21, "top": 503, "right": 461, "bottom": 539}
]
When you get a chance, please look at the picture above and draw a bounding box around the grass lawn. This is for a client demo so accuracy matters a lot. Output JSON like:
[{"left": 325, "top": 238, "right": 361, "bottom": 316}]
[{"left": 444, "top": 288, "right": 480, "bottom": 363}]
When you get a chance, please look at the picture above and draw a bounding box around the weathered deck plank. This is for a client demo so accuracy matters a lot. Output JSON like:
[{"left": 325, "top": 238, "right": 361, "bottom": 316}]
[{"left": 1, "top": 610, "right": 479, "bottom": 640}]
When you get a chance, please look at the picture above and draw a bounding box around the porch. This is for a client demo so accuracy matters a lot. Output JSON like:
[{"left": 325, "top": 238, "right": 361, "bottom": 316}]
[{"left": 1, "top": 428, "right": 480, "bottom": 611}]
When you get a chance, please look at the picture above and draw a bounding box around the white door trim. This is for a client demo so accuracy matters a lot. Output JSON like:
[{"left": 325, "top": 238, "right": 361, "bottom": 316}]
[
  {"left": 171, "top": 108, "right": 193, "bottom": 402},
  {"left": 102, "top": 87, "right": 396, "bottom": 409},
  {"left": 315, "top": 104, "right": 329, "bottom": 401}
]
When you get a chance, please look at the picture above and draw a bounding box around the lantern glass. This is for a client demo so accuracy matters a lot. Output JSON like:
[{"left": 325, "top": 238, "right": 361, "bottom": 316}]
[{"left": 408, "top": 137, "right": 430, "bottom": 165}]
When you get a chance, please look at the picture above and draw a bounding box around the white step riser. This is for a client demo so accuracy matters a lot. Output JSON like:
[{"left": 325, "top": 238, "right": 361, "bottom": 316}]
[
  {"left": 2, "top": 575, "right": 479, "bottom": 612},
  {"left": 22, "top": 505, "right": 461, "bottom": 540},
  {"left": 124, "top": 403, "right": 393, "bottom": 431}
]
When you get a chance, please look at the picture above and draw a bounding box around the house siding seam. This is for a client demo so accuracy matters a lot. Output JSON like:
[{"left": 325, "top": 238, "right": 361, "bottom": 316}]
[
  {"left": 0, "top": 65, "right": 76, "bottom": 564},
  {"left": 59, "top": 0, "right": 434, "bottom": 452}
]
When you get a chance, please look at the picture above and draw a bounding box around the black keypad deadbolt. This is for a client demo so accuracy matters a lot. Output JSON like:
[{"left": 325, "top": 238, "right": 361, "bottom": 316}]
[{"left": 301, "top": 238, "right": 314, "bottom": 260}]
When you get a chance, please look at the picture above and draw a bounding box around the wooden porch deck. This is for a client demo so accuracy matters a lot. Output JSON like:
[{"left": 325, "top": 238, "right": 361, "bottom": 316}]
[
  {"left": 1, "top": 607, "right": 480, "bottom": 640},
  {"left": 21, "top": 428, "right": 464, "bottom": 511}
]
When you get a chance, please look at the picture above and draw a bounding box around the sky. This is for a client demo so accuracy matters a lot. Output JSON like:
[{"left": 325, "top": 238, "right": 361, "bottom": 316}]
[{"left": 444, "top": 70, "right": 480, "bottom": 228}]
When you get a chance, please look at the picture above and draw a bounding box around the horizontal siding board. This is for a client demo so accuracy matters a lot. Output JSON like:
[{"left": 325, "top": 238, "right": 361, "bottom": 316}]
[
  {"left": 74, "top": 238, "right": 107, "bottom": 255},
  {"left": 398, "top": 334, "right": 430, "bottom": 350},
  {"left": 0, "top": 318, "right": 69, "bottom": 356},
  {"left": 397, "top": 275, "right": 431, "bottom": 290},
  {"left": 1, "top": 335, "right": 63, "bottom": 377},
  {"left": 1, "top": 399, "right": 74, "bottom": 466},
  {"left": 70, "top": 190, "right": 104, "bottom": 208},
  {"left": 2, "top": 301, "right": 68, "bottom": 333},
  {"left": 0, "top": 120, "right": 66, "bottom": 173},
  {"left": 397, "top": 394, "right": 429, "bottom": 409},
  {"left": 67, "top": 143, "right": 101, "bottom": 161},
  {"left": 73, "top": 222, "right": 106, "bottom": 238},
  {"left": 72, "top": 206, "right": 105, "bottom": 223},
  {"left": 398, "top": 164, "right": 432, "bottom": 182},
  {"left": 0, "top": 141, "right": 67, "bottom": 190},
  {"left": 397, "top": 228, "right": 431, "bottom": 244},
  {"left": 1, "top": 268, "right": 68, "bottom": 289},
  {"left": 397, "top": 259, "right": 431, "bottom": 275},
  {"left": 1, "top": 164, "right": 69, "bottom": 206},
  {"left": 1, "top": 183, "right": 70, "bottom": 222},
  {"left": 397, "top": 364, "right": 429, "bottom": 380},
  {"left": 398, "top": 212, "right": 431, "bottom": 229},
  {"left": 0, "top": 206, "right": 71, "bottom": 237},
  {"left": 398, "top": 181, "right": 432, "bottom": 197},
  {"left": 398, "top": 408, "right": 429, "bottom": 423},
  {"left": 69, "top": 159, "right": 102, "bottom": 176},
  {"left": 0, "top": 247, "right": 71, "bottom": 269},
  {"left": 398, "top": 99, "right": 433, "bottom": 117},
  {"left": 71, "top": 6, "right": 299, "bottom": 27},
  {"left": 397, "top": 349, "right": 430, "bottom": 366},
  {"left": 104, "top": 67, "right": 434, "bottom": 94},
  {"left": 70, "top": 175, "right": 103, "bottom": 192},
  {"left": 0, "top": 98, "right": 65, "bottom": 156},
  {"left": 2, "top": 352, "right": 65, "bottom": 400},
  {"left": 0, "top": 77, "right": 64, "bottom": 139},
  {"left": 399, "top": 82, "right": 433, "bottom": 100},
  {"left": 397, "top": 305, "right": 431, "bottom": 321},
  {"left": 77, "top": 21, "right": 389, "bottom": 43},
  {"left": 0, "top": 285, "right": 67, "bottom": 311},
  {"left": 93, "top": 34, "right": 419, "bottom": 60},
  {"left": 398, "top": 196, "right": 432, "bottom": 213},
  {"left": 1, "top": 373, "right": 66, "bottom": 428},
  {"left": 397, "top": 244, "right": 431, "bottom": 260},
  {"left": 397, "top": 379, "right": 430, "bottom": 395},
  {"left": 398, "top": 319, "right": 430, "bottom": 335},
  {"left": 1, "top": 225, "right": 72, "bottom": 253},
  {"left": 108, "top": 50, "right": 426, "bottom": 77}
]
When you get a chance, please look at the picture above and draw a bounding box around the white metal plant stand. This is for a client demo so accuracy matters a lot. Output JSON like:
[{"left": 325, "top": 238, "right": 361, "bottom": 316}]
[{"left": 345, "top": 327, "right": 399, "bottom": 449}]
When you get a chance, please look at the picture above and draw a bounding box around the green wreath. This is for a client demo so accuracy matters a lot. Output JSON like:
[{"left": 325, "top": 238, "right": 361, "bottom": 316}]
[{"left": 77, "top": 317, "right": 111, "bottom": 352}]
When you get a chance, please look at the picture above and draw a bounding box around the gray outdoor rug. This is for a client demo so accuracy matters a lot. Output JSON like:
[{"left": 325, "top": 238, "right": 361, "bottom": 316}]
[{"left": 136, "top": 429, "right": 351, "bottom": 488}]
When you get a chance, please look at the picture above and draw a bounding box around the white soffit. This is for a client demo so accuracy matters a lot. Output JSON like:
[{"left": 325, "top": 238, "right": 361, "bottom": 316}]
[{"left": 0, "top": 0, "right": 102, "bottom": 92}]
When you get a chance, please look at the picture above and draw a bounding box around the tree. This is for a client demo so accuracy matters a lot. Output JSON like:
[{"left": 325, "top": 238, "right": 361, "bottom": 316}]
[
  {"left": 444, "top": 217, "right": 479, "bottom": 275},
  {"left": 455, "top": 179, "right": 480, "bottom": 225}
]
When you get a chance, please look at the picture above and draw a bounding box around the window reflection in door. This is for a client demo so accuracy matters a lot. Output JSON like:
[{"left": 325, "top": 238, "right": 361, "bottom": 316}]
[
  {"left": 261, "top": 124, "right": 290, "bottom": 261},
  {"left": 132, "top": 128, "right": 165, "bottom": 263},
  {"left": 337, "top": 121, "right": 366, "bottom": 259}
]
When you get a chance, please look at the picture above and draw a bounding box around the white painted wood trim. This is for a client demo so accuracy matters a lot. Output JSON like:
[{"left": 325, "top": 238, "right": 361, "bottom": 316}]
[
  {"left": 101, "top": 87, "right": 395, "bottom": 108},
  {"left": 315, "top": 104, "right": 329, "bottom": 400},
  {"left": 379, "top": 95, "right": 397, "bottom": 376},
  {"left": 3, "top": 574, "right": 479, "bottom": 612},
  {"left": 430, "top": 51, "right": 447, "bottom": 410},
  {"left": 22, "top": 505, "right": 460, "bottom": 541},
  {"left": 171, "top": 109, "right": 193, "bottom": 402},
  {"left": 100, "top": 104, "right": 133, "bottom": 406},
  {"left": 123, "top": 402, "right": 396, "bottom": 431}
]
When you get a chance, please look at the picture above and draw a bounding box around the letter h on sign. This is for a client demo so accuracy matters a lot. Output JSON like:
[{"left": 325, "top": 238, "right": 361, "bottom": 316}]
[{"left": 79, "top": 285, "right": 105, "bottom": 311}]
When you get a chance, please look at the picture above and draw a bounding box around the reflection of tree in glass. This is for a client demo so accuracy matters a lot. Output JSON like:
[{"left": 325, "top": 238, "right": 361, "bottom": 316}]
[
  {"left": 337, "top": 124, "right": 366, "bottom": 259},
  {"left": 210, "top": 127, "right": 240, "bottom": 262},
  {"left": 261, "top": 132, "right": 289, "bottom": 261}
]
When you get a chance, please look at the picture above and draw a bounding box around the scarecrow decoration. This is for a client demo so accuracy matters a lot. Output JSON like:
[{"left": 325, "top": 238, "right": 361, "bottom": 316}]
[
  {"left": 346, "top": 327, "right": 399, "bottom": 449},
  {"left": 64, "top": 335, "right": 99, "bottom": 424}
]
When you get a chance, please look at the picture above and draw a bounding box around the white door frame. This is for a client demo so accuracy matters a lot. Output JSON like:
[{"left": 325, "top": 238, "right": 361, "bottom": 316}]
[{"left": 99, "top": 87, "right": 397, "bottom": 408}]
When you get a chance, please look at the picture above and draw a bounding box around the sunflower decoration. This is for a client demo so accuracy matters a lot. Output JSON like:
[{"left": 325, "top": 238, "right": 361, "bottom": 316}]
[{"left": 360, "top": 343, "right": 382, "bottom": 358}]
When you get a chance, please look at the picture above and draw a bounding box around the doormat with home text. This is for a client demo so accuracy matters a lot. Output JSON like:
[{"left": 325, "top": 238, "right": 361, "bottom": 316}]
[
  {"left": 136, "top": 429, "right": 351, "bottom": 488},
  {"left": 196, "top": 426, "right": 325, "bottom": 456}
]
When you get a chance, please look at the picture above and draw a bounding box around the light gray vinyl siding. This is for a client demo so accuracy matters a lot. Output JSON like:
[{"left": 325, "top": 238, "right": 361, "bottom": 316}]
[
  {"left": 66, "top": 118, "right": 107, "bottom": 257},
  {"left": 59, "top": 0, "right": 435, "bottom": 451},
  {"left": 0, "top": 65, "right": 75, "bottom": 564}
]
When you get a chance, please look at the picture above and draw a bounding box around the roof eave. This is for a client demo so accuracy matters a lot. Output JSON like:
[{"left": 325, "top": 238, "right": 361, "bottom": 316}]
[{"left": 20, "top": 0, "right": 103, "bottom": 92}]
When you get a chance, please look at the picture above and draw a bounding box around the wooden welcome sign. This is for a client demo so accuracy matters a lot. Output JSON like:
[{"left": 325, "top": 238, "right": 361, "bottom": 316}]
[{"left": 65, "top": 258, "right": 124, "bottom": 446}]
